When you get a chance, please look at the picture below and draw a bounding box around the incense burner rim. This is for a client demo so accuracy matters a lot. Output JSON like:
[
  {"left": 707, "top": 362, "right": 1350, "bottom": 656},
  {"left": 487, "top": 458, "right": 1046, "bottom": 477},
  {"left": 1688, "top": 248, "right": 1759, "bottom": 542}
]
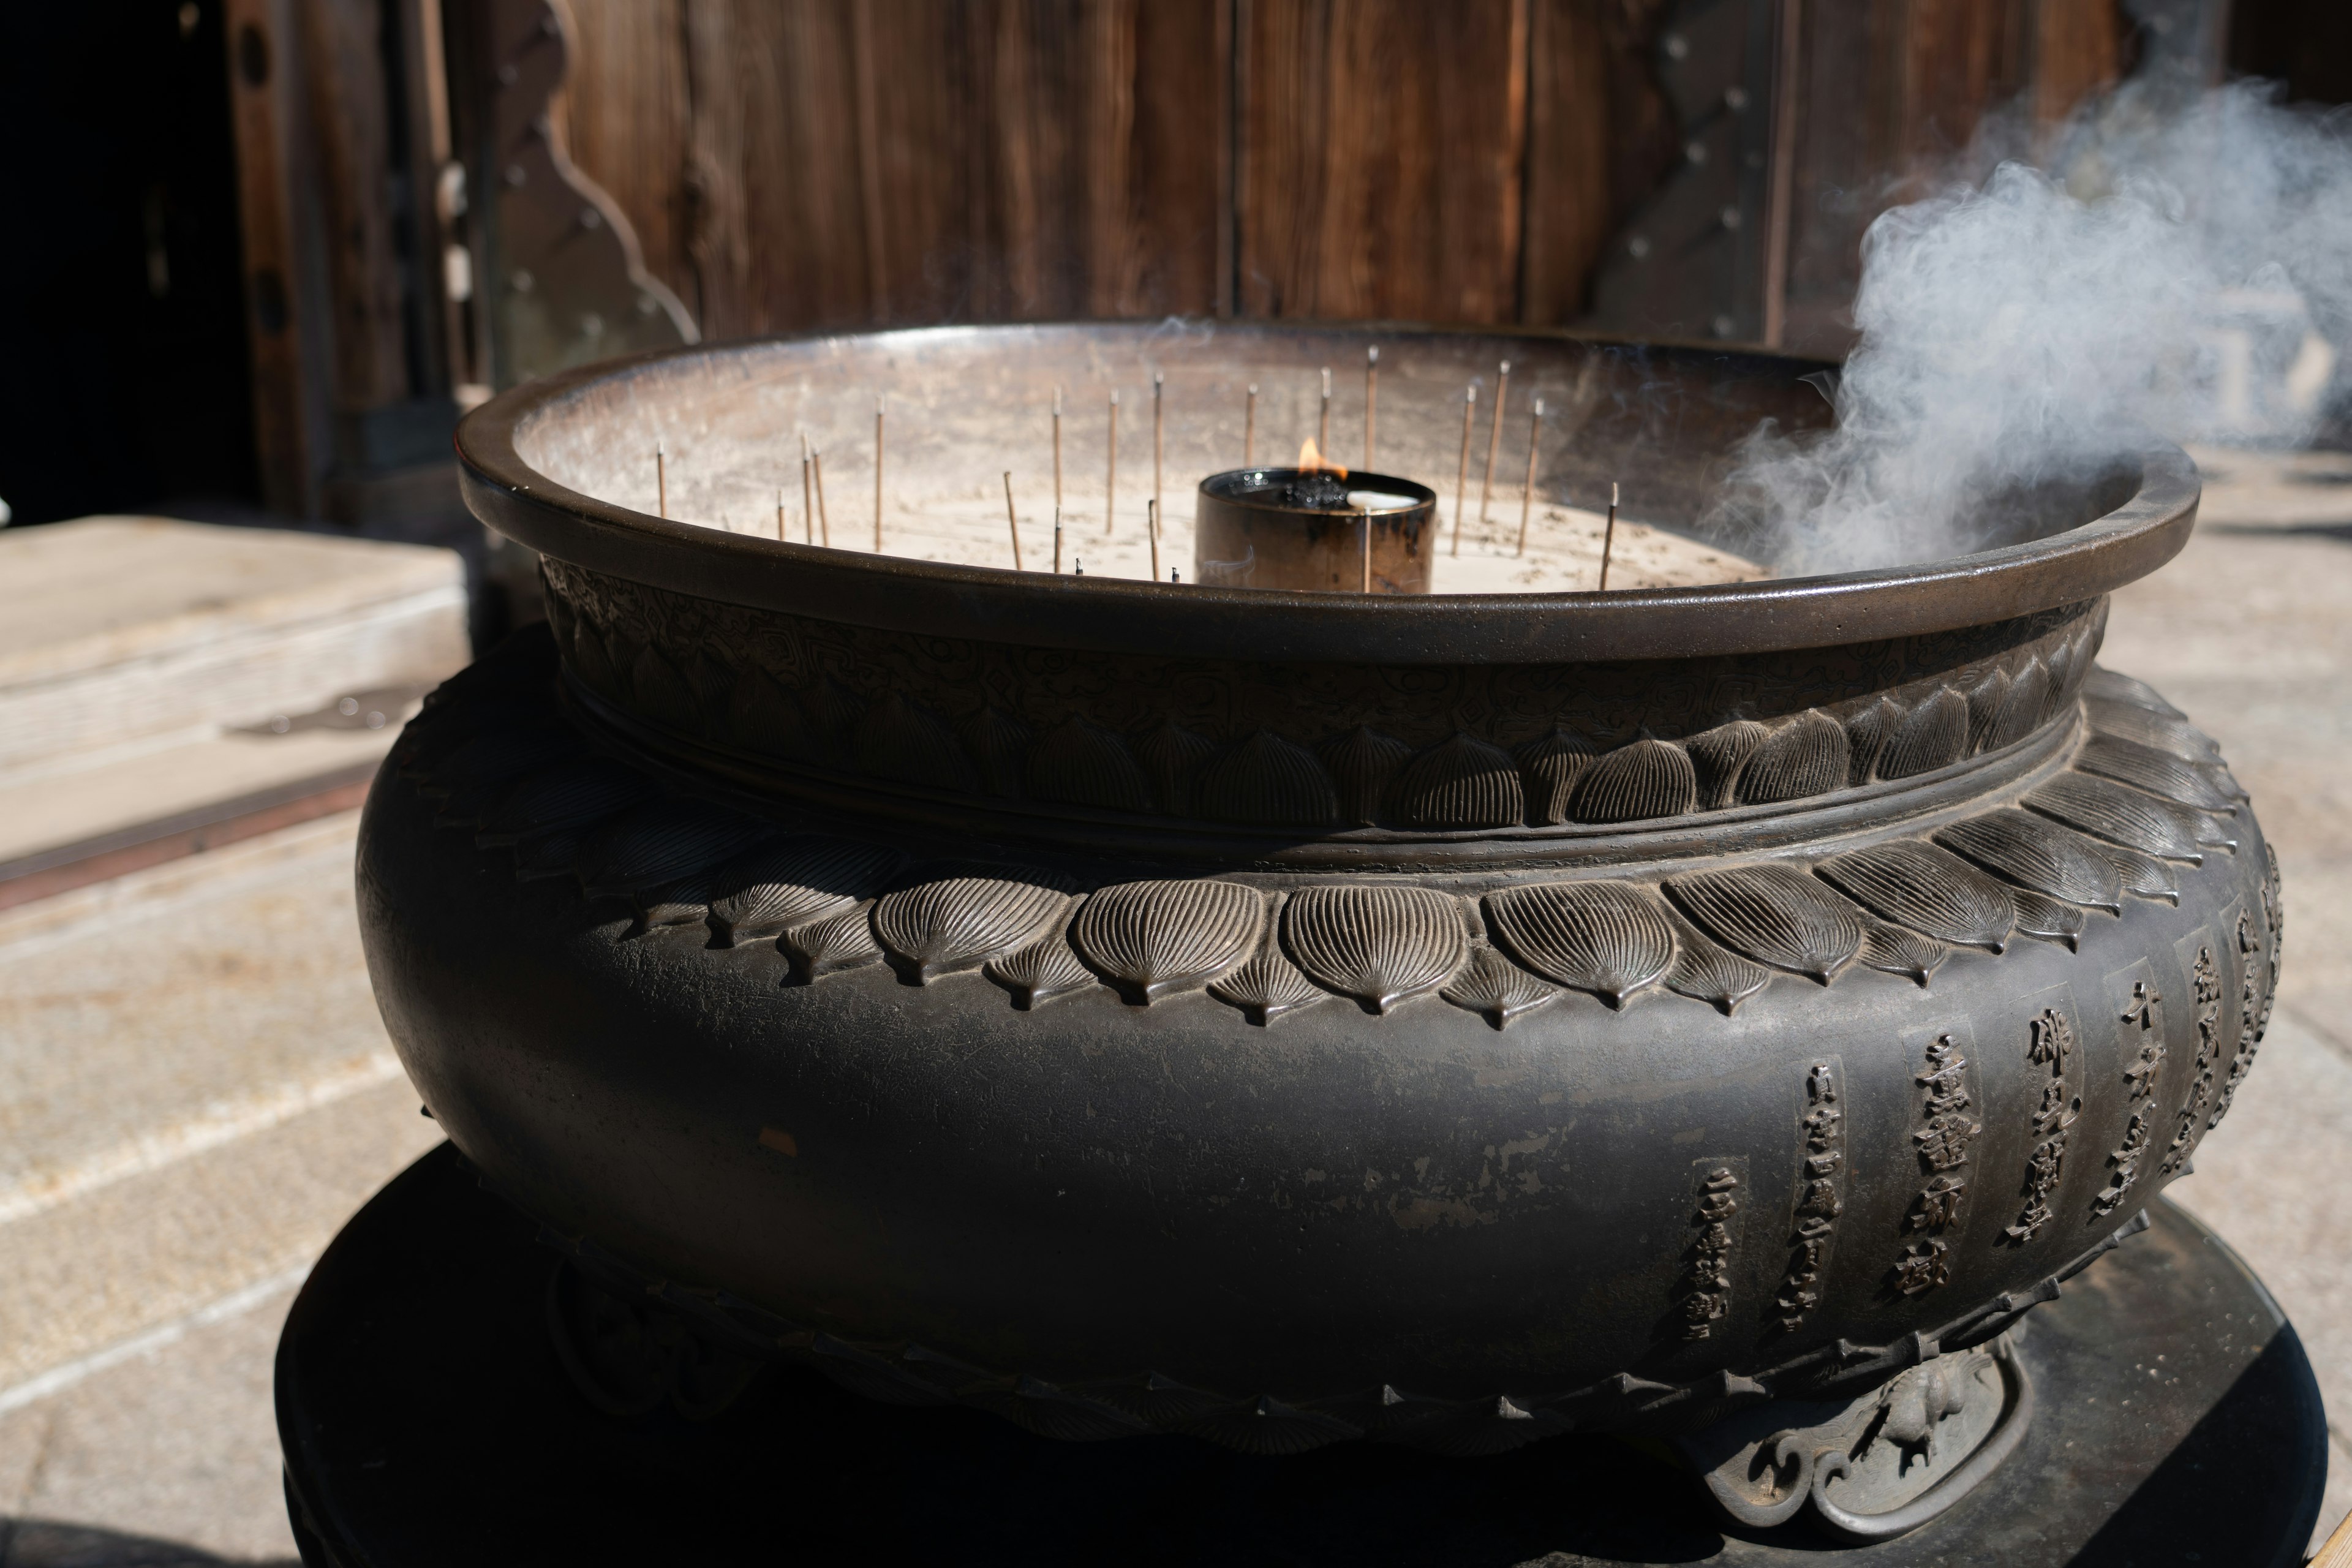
[{"left": 456, "top": 325, "right": 2198, "bottom": 666}]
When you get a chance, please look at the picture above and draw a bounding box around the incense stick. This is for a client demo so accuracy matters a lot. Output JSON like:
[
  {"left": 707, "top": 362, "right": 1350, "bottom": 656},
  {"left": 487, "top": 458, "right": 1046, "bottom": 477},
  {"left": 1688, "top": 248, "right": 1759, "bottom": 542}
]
[
  {"left": 1318, "top": 367, "right": 1332, "bottom": 456},
  {"left": 1003, "top": 471, "right": 1023, "bottom": 570},
  {"left": 1152, "top": 372, "right": 1164, "bottom": 531},
  {"left": 1360, "top": 509, "right": 1371, "bottom": 594},
  {"left": 1148, "top": 497, "right": 1161, "bottom": 583},
  {"left": 1479, "top": 360, "right": 1510, "bottom": 532},
  {"left": 1106, "top": 389, "right": 1119, "bottom": 536},
  {"left": 1451, "top": 385, "right": 1476, "bottom": 557},
  {"left": 812, "top": 448, "right": 831, "bottom": 547},
  {"left": 1516, "top": 398, "right": 1544, "bottom": 557},
  {"left": 776, "top": 488, "right": 785, "bottom": 541},
  {"left": 1244, "top": 383, "right": 1257, "bottom": 466},
  {"left": 1052, "top": 386, "right": 1063, "bottom": 512},
  {"left": 800, "top": 435, "right": 815, "bottom": 545},
  {"left": 1599, "top": 481, "right": 1619, "bottom": 591},
  {"left": 1053, "top": 506, "right": 1063, "bottom": 573},
  {"left": 873, "top": 396, "right": 886, "bottom": 552},
  {"left": 655, "top": 443, "right": 667, "bottom": 519},
  {"left": 1364, "top": 347, "right": 1379, "bottom": 470}
]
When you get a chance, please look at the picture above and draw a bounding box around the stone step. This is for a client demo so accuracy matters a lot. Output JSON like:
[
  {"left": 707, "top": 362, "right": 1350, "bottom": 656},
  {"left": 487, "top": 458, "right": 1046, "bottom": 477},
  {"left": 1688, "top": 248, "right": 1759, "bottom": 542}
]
[{"left": 0, "top": 516, "right": 467, "bottom": 777}]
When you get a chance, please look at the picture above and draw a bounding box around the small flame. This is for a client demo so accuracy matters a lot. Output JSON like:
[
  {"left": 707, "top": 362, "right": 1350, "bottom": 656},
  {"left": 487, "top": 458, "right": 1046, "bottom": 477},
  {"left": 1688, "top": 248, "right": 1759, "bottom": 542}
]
[{"left": 1297, "top": 437, "right": 1348, "bottom": 478}]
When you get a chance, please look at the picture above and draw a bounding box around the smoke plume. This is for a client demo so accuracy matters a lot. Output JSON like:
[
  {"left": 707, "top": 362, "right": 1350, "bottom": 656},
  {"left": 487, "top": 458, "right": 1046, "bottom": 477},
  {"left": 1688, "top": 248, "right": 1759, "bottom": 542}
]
[{"left": 1717, "top": 80, "right": 2352, "bottom": 575}]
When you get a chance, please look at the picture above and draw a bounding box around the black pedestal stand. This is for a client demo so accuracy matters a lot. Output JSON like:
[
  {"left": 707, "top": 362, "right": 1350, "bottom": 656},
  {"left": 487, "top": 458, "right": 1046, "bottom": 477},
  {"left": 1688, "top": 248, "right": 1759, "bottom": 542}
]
[{"left": 277, "top": 1145, "right": 2326, "bottom": 1566}]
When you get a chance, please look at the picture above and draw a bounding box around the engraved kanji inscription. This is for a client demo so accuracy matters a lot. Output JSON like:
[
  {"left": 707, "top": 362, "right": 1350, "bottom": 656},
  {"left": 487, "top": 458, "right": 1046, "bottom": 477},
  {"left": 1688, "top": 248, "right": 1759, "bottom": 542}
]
[
  {"left": 1679, "top": 1166, "right": 1741, "bottom": 1340},
  {"left": 1891, "top": 1033, "right": 1978, "bottom": 1295},
  {"left": 2094, "top": 976, "right": 2165, "bottom": 1219},
  {"left": 2211, "top": 911, "right": 2264, "bottom": 1130},
  {"left": 1773, "top": 1062, "right": 1843, "bottom": 1332},
  {"left": 2161, "top": 946, "right": 2223, "bottom": 1177},
  {"left": 2007, "top": 1005, "right": 2080, "bottom": 1243}
]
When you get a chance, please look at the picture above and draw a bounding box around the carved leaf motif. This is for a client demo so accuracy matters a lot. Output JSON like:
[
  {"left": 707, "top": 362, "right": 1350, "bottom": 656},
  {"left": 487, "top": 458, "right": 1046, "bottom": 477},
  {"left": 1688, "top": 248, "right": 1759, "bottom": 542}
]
[
  {"left": 1814, "top": 841, "right": 2015, "bottom": 952},
  {"left": 1684, "top": 720, "right": 1770, "bottom": 810},
  {"left": 478, "top": 760, "right": 658, "bottom": 846},
  {"left": 1660, "top": 906, "right": 1775, "bottom": 1013},
  {"left": 1395, "top": 733, "right": 1525, "bottom": 829},
  {"left": 2075, "top": 736, "right": 2238, "bottom": 813},
  {"left": 1441, "top": 945, "right": 1564, "bottom": 1027},
  {"left": 1135, "top": 719, "right": 1219, "bottom": 816},
  {"left": 853, "top": 693, "right": 982, "bottom": 794},
  {"left": 1027, "top": 717, "right": 1155, "bottom": 813},
  {"left": 1737, "top": 712, "right": 1851, "bottom": 805},
  {"left": 780, "top": 902, "right": 885, "bottom": 981},
  {"left": 2010, "top": 888, "right": 2088, "bottom": 949},
  {"left": 986, "top": 925, "right": 1098, "bottom": 1009},
  {"left": 418, "top": 725, "right": 584, "bottom": 804},
  {"left": 2083, "top": 665, "right": 2185, "bottom": 720},
  {"left": 1281, "top": 886, "right": 1469, "bottom": 1012},
  {"left": 2003, "top": 658, "right": 2052, "bottom": 745},
  {"left": 2083, "top": 697, "right": 2218, "bottom": 763},
  {"left": 1860, "top": 920, "right": 1947, "bottom": 986},
  {"left": 726, "top": 670, "right": 820, "bottom": 760},
  {"left": 1483, "top": 880, "right": 1675, "bottom": 1005},
  {"left": 2094, "top": 841, "right": 2181, "bottom": 905},
  {"left": 630, "top": 646, "right": 701, "bottom": 727},
  {"left": 801, "top": 676, "right": 865, "bottom": 744},
  {"left": 512, "top": 824, "right": 592, "bottom": 881},
  {"left": 1316, "top": 726, "right": 1412, "bottom": 826},
  {"left": 1934, "top": 810, "right": 2124, "bottom": 914},
  {"left": 1842, "top": 696, "right": 1898, "bottom": 786},
  {"left": 2026, "top": 774, "right": 2207, "bottom": 862},
  {"left": 1071, "top": 880, "right": 1266, "bottom": 1003},
  {"left": 1879, "top": 688, "right": 1969, "bottom": 779},
  {"left": 1515, "top": 728, "right": 1598, "bottom": 826},
  {"left": 568, "top": 619, "right": 622, "bottom": 698},
  {"left": 1664, "top": 864, "right": 1866, "bottom": 983},
  {"left": 1208, "top": 911, "right": 1332, "bottom": 1025},
  {"left": 2041, "top": 639, "right": 2078, "bottom": 727},
  {"left": 576, "top": 799, "right": 773, "bottom": 899},
  {"left": 1570, "top": 738, "right": 1697, "bottom": 823},
  {"left": 1964, "top": 668, "right": 2013, "bottom": 754},
  {"left": 960, "top": 1379, "right": 1155, "bottom": 1442},
  {"left": 1393, "top": 1396, "right": 1574, "bottom": 1457},
  {"left": 705, "top": 837, "right": 907, "bottom": 945},
  {"left": 1196, "top": 731, "right": 1340, "bottom": 827},
  {"left": 957, "top": 706, "right": 1033, "bottom": 797},
  {"left": 872, "top": 872, "right": 1074, "bottom": 983}
]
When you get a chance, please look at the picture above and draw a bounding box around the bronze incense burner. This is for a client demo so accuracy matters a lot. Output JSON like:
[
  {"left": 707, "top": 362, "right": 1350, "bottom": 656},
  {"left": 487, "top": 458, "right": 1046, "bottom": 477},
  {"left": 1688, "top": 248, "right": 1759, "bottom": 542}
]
[{"left": 356, "top": 322, "right": 2277, "bottom": 1543}]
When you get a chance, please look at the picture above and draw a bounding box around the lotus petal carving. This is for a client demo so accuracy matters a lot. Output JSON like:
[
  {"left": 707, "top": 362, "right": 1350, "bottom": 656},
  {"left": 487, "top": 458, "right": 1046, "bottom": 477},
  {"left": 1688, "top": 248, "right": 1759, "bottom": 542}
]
[
  {"left": 1135, "top": 719, "right": 1219, "bottom": 815},
  {"left": 854, "top": 693, "right": 982, "bottom": 794},
  {"left": 2084, "top": 665, "right": 2184, "bottom": 719},
  {"left": 1665, "top": 864, "right": 1866, "bottom": 983},
  {"left": 2083, "top": 697, "right": 2218, "bottom": 763},
  {"left": 478, "top": 759, "right": 657, "bottom": 846},
  {"left": 1027, "top": 717, "right": 1154, "bottom": 814},
  {"left": 1815, "top": 841, "right": 2015, "bottom": 952},
  {"left": 1934, "top": 810, "right": 2123, "bottom": 914},
  {"left": 576, "top": 800, "right": 773, "bottom": 899},
  {"left": 986, "top": 927, "right": 1098, "bottom": 1009},
  {"left": 1197, "top": 731, "right": 1340, "bottom": 827},
  {"left": 706, "top": 838, "right": 908, "bottom": 946},
  {"left": 1395, "top": 733, "right": 1525, "bottom": 829},
  {"left": 873, "top": 872, "right": 1075, "bottom": 983},
  {"left": 1685, "top": 720, "right": 1770, "bottom": 810},
  {"left": 1738, "top": 712, "right": 1851, "bottom": 805},
  {"left": 1879, "top": 688, "right": 1969, "bottom": 779},
  {"left": 1859, "top": 921, "right": 1947, "bottom": 986},
  {"left": 1483, "top": 880, "right": 1675, "bottom": 1005},
  {"left": 1208, "top": 918, "right": 1332, "bottom": 1025},
  {"left": 1515, "top": 728, "right": 1598, "bottom": 825},
  {"left": 1316, "top": 726, "right": 1412, "bottom": 826},
  {"left": 2075, "top": 736, "right": 2238, "bottom": 813},
  {"left": 2026, "top": 775, "right": 2207, "bottom": 862},
  {"left": 1282, "top": 885, "right": 1469, "bottom": 1012},
  {"left": 2010, "top": 888, "right": 2087, "bottom": 949},
  {"left": 1660, "top": 907, "right": 1775, "bottom": 1013},
  {"left": 1570, "top": 738, "right": 1697, "bottom": 823},
  {"left": 1442, "top": 944, "right": 1565, "bottom": 1028},
  {"left": 1071, "top": 880, "right": 1266, "bottom": 1003},
  {"left": 779, "top": 902, "right": 885, "bottom": 982}
]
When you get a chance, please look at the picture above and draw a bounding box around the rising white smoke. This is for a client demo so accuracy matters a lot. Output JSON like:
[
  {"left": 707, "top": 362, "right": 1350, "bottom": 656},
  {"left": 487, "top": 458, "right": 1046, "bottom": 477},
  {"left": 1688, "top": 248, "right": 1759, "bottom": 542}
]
[{"left": 1717, "top": 80, "right": 2352, "bottom": 574}]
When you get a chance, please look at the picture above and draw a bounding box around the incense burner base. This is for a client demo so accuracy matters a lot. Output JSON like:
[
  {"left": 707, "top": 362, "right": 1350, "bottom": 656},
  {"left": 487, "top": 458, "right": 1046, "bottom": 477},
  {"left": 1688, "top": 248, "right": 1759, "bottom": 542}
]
[{"left": 277, "top": 1144, "right": 2326, "bottom": 1567}]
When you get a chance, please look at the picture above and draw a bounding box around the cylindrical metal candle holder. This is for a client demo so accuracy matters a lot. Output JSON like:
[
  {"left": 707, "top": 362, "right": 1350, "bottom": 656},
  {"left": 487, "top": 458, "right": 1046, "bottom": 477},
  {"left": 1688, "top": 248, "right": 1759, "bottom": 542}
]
[{"left": 1193, "top": 469, "right": 1436, "bottom": 593}]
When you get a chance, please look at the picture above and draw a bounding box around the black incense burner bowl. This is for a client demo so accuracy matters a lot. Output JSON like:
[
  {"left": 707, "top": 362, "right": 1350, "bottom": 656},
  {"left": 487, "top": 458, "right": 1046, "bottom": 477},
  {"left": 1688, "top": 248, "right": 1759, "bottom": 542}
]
[{"left": 367, "top": 323, "right": 2275, "bottom": 1537}]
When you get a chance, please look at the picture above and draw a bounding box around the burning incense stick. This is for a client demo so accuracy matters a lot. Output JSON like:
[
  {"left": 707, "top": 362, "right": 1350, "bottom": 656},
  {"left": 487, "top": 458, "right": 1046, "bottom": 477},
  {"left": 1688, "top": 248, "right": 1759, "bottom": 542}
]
[
  {"left": 1244, "top": 383, "right": 1257, "bottom": 466},
  {"left": 873, "top": 396, "right": 886, "bottom": 552},
  {"left": 1451, "top": 385, "right": 1476, "bottom": 557},
  {"left": 1479, "top": 360, "right": 1510, "bottom": 532},
  {"left": 1318, "top": 367, "right": 1332, "bottom": 456},
  {"left": 1599, "top": 481, "right": 1620, "bottom": 591},
  {"left": 1516, "top": 398, "right": 1544, "bottom": 557},
  {"left": 800, "top": 435, "right": 816, "bottom": 545},
  {"left": 1148, "top": 497, "right": 1161, "bottom": 582},
  {"left": 1365, "top": 347, "right": 1379, "bottom": 470},
  {"left": 1152, "top": 373, "right": 1164, "bottom": 530},
  {"left": 1106, "top": 389, "right": 1119, "bottom": 536},
  {"left": 1003, "top": 471, "right": 1023, "bottom": 570},
  {"left": 1052, "top": 386, "right": 1063, "bottom": 511},
  {"left": 655, "top": 443, "right": 667, "bottom": 519},
  {"left": 1053, "top": 507, "right": 1063, "bottom": 573},
  {"left": 812, "top": 448, "right": 832, "bottom": 546}
]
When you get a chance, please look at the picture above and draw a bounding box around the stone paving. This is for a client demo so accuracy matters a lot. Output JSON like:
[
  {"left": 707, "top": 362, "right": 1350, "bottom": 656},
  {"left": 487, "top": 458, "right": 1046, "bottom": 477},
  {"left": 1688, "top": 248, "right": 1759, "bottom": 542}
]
[{"left": 0, "top": 451, "right": 2346, "bottom": 1563}]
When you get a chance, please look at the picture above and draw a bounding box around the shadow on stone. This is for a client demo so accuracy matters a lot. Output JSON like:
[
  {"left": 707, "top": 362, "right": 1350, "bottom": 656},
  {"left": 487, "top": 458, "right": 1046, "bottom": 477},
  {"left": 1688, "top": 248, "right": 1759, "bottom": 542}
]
[{"left": 0, "top": 1517, "right": 298, "bottom": 1567}]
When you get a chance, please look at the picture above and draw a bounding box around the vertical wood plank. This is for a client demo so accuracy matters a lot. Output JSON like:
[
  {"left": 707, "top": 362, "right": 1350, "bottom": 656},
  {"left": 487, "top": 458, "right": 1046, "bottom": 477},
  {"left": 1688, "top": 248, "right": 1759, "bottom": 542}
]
[
  {"left": 298, "top": 0, "right": 413, "bottom": 412},
  {"left": 1240, "top": 0, "right": 1531, "bottom": 323},
  {"left": 558, "top": 0, "right": 696, "bottom": 319},
  {"left": 2032, "top": 0, "right": 2127, "bottom": 127},
  {"left": 1520, "top": 0, "right": 1678, "bottom": 325}
]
